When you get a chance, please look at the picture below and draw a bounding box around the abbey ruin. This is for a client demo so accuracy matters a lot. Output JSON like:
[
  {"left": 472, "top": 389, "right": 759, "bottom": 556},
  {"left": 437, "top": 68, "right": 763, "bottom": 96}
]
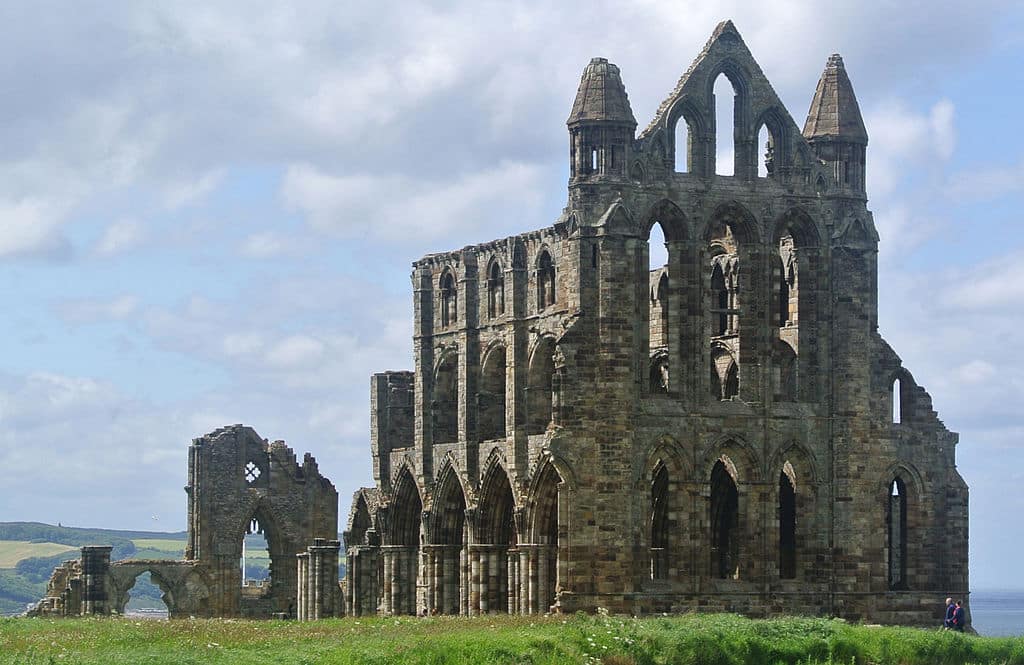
[
  {"left": 31, "top": 21, "right": 969, "bottom": 626},
  {"left": 343, "top": 21, "right": 969, "bottom": 624},
  {"left": 31, "top": 426, "right": 344, "bottom": 620}
]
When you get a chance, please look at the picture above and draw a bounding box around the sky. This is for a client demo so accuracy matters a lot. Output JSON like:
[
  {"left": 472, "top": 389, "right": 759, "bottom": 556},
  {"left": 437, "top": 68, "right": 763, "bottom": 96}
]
[{"left": 0, "top": 1, "right": 1022, "bottom": 590}]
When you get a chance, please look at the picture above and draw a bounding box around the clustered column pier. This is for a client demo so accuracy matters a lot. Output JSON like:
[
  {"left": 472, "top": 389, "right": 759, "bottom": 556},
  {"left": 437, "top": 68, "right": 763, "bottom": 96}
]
[{"left": 296, "top": 538, "right": 341, "bottom": 620}]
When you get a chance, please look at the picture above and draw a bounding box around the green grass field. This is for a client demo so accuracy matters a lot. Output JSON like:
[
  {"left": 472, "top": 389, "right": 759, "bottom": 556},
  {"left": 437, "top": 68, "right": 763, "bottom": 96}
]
[
  {"left": 1, "top": 612, "right": 1023, "bottom": 665},
  {"left": 0, "top": 542, "right": 78, "bottom": 568}
]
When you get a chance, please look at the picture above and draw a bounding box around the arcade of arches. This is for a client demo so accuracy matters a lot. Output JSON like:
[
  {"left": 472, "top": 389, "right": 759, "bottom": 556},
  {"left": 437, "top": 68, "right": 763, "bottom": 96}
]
[{"left": 351, "top": 20, "right": 968, "bottom": 625}]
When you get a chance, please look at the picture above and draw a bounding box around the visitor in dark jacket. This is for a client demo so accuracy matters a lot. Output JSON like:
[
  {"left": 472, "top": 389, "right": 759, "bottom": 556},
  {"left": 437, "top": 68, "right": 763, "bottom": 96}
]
[
  {"left": 943, "top": 597, "right": 955, "bottom": 629},
  {"left": 952, "top": 600, "right": 965, "bottom": 632}
]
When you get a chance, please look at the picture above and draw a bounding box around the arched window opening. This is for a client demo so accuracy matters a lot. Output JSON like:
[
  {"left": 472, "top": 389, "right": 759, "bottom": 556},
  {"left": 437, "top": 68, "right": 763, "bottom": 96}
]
[
  {"left": 713, "top": 73, "right": 736, "bottom": 176},
  {"left": 711, "top": 261, "right": 728, "bottom": 335},
  {"left": 777, "top": 235, "right": 797, "bottom": 327},
  {"left": 711, "top": 347, "right": 738, "bottom": 401},
  {"left": 648, "top": 221, "right": 670, "bottom": 380},
  {"left": 389, "top": 470, "right": 422, "bottom": 615},
  {"left": 724, "top": 361, "right": 739, "bottom": 400},
  {"left": 532, "top": 463, "right": 562, "bottom": 613},
  {"left": 440, "top": 271, "right": 457, "bottom": 327},
  {"left": 429, "top": 469, "right": 465, "bottom": 615},
  {"left": 241, "top": 518, "right": 270, "bottom": 591},
  {"left": 757, "top": 124, "right": 773, "bottom": 178},
  {"left": 651, "top": 464, "right": 669, "bottom": 580},
  {"left": 527, "top": 339, "right": 555, "bottom": 435},
  {"left": 674, "top": 117, "right": 690, "bottom": 173},
  {"left": 892, "top": 378, "right": 903, "bottom": 424},
  {"left": 650, "top": 352, "right": 670, "bottom": 394},
  {"left": 649, "top": 222, "right": 668, "bottom": 271},
  {"left": 124, "top": 572, "right": 170, "bottom": 618},
  {"left": 537, "top": 250, "right": 556, "bottom": 310},
  {"left": 705, "top": 217, "right": 744, "bottom": 402},
  {"left": 779, "top": 469, "right": 796, "bottom": 579},
  {"left": 479, "top": 347, "right": 506, "bottom": 441},
  {"left": 487, "top": 261, "right": 505, "bottom": 318},
  {"left": 433, "top": 354, "right": 458, "bottom": 443},
  {"left": 478, "top": 464, "right": 517, "bottom": 614},
  {"left": 888, "top": 477, "right": 907, "bottom": 590},
  {"left": 773, "top": 341, "right": 797, "bottom": 402},
  {"left": 710, "top": 459, "right": 740, "bottom": 579}
]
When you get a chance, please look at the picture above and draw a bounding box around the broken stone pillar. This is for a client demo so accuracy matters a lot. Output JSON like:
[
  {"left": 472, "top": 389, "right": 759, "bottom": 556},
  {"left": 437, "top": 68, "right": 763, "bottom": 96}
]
[{"left": 80, "top": 546, "right": 112, "bottom": 616}]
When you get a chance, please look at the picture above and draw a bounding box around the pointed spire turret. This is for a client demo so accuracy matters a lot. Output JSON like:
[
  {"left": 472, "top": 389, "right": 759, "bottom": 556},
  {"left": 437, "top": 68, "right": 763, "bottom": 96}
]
[
  {"left": 567, "top": 58, "right": 636, "bottom": 183},
  {"left": 804, "top": 54, "right": 868, "bottom": 195},
  {"left": 568, "top": 57, "right": 636, "bottom": 127},
  {"left": 804, "top": 54, "right": 867, "bottom": 143}
]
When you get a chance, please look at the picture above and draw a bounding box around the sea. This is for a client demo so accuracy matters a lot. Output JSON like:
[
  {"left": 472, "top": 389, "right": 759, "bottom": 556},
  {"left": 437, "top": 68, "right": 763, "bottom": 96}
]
[{"left": 970, "top": 590, "right": 1024, "bottom": 637}]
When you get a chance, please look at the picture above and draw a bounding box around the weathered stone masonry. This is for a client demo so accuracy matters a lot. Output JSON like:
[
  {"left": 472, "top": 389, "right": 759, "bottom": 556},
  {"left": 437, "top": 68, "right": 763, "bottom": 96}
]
[
  {"left": 31, "top": 426, "right": 342, "bottom": 620},
  {"left": 345, "top": 21, "right": 969, "bottom": 625}
]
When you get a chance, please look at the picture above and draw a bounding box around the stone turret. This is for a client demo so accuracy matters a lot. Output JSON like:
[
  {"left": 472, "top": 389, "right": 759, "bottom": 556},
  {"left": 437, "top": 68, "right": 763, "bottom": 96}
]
[
  {"left": 568, "top": 57, "right": 637, "bottom": 183},
  {"left": 804, "top": 54, "right": 868, "bottom": 194}
]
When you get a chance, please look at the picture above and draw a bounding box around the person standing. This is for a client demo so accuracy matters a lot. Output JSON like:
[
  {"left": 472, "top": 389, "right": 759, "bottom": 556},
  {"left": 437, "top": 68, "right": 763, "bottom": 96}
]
[
  {"left": 943, "top": 597, "right": 955, "bottom": 629},
  {"left": 952, "top": 600, "right": 966, "bottom": 632}
]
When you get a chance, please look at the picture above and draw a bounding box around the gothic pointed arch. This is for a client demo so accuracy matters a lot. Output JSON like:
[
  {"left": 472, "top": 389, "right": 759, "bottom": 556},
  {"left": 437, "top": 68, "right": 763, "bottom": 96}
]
[
  {"left": 433, "top": 350, "right": 459, "bottom": 443},
  {"left": 643, "top": 199, "right": 688, "bottom": 243},
  {"left": 478, "top": 457, "right": 517, "bottom": 547},
  {"left": 709, "top": 457, "right": 741, "bottom": 579},
  {"left": 526, "top": 457, "right": 564, "bottom": 613},
  {"left": 479, "top": 343, "right": 507, "bottom": 441},
  {"left": 667, "top": 97, "right": 708, "bottom": 175},
  {"left": 526, "top": 336, "right": 557, "bottom": 435},
  {"left": 439, "top": 266, "right": 458, "bottom": 327},
  {"left": 486, "top": 256, "right": 505, "bottom": 318},
  {"left": 388, "top": 466, "right": 423, "bottom": 548},
  {"left": 754, "top": 106, "right": 791, "bottom": 174},
  {"left": 430, "top": 463, "right": 466, "bottom": 546},
  {"left": 536, "top": 247, "right": 556, "bottom": 310}
]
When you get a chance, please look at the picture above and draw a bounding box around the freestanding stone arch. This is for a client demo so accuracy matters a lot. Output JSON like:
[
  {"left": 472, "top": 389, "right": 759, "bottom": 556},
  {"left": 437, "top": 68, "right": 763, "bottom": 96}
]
[{"left": 30, "top": 425, "right": 340, "bottom": 620}]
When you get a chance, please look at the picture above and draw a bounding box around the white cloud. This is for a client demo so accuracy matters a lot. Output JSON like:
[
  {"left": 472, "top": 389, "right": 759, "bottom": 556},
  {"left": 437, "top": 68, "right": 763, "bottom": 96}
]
[
  {"left": 865, "top": 98, "right": 957, "bottom": 198},
  {"left": 239, "top": 231, "right": 310, "bottom": 258},
  {"left": 94, "top": 218, "right": 146, "bottom": 256},
  {"left": 940, "top": 250, "right": 1024, "bottom": 310},
  {"left": 949, "top": 158, "right": 1024, "bottom": 202},
  {"left": 56, "top": 295, "right": 140, "bottom": 325},
  {"left": 265, "top": 334, "right": 325, "bottom": 369},
  {"left": 162, "top": 169, "right": 226, "bottom": 209},
  {"left": 955, "top": 360, "right": 996, "bottom": 385},
  {"left": 0, "top": 198, "right": 71, "bottom": 259},
  {"left": 281, "top": 161, "right": 546, "bottom": 244}
]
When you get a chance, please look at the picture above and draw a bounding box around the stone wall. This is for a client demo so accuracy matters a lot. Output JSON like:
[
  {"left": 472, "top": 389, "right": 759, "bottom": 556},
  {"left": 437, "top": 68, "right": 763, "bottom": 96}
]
[
  {"left": 343, "top": 20, "right": 969, "bottom": 626},
  {"left": 30, "top": 426, "right": 340, "bottom": 620}
]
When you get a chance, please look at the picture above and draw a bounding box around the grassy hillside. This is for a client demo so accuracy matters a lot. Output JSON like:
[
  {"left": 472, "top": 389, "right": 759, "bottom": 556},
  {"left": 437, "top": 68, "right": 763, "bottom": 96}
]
[
  {"left": 0, "top": 523, "right": 187, "bottom": 616},
  {"left": 0, "top": 542, "right": 79, "bottom": 568},
  {"left": 2, "top": 612, "right": 1023, "bottom": 665}
]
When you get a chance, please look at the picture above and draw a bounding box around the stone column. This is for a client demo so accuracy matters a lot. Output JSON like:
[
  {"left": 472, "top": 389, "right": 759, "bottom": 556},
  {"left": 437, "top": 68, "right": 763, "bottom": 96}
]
[
  {"left": 459, "top": 546, "right": 469, "bottom": 615},
  {"left": 296, "top": 552, "right": 309, "bottom": 620},
  {"left": 527, "top": 546, "right": 538, "bottom": 614},
  {"left": 479, "top": 547, "right": 489, "bottom": 614},
  {"left": 537, "top": 545, "right": 549, "bottom": 615},
  {"left": 80, "top": 546, "right": 112, "bottom": 616},
  {"left": 381, "top": 548, "right": 394, "bottom": 615},
  {"left": 469, "top": 547, "right": 480, "bottom": 615},
  {"left": 507, "top": 549, "right": 518, "bottom": 614}
]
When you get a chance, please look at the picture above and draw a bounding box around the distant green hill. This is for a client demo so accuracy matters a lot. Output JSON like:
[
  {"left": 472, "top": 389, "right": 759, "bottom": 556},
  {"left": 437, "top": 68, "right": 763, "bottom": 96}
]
[{"left": 0, "top": 522, "right": 187, "bottom": 615}]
